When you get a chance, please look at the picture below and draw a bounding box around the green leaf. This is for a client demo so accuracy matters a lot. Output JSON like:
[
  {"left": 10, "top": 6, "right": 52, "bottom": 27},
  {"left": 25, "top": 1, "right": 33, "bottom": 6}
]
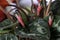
[{"left": 0, "top": 34, "right": 18, "bottom": 40}]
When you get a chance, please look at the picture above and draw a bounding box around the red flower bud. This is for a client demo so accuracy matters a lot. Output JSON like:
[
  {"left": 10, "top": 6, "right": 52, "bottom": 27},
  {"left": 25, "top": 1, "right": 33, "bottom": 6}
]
[
  {"left": 37, "top": 4, "right": 42, "bottom": 16},
  {"left": 48, "top": 16, "right": 53, "bottom": 27},
  {"left": 15, "top": 14, "right": 25, "bottom": 27}
]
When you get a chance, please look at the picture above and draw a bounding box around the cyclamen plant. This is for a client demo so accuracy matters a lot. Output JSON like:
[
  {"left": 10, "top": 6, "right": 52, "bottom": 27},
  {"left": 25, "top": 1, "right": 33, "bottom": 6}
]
[{"left": 0, "top": 0, "right": 51, "bottom": 40}]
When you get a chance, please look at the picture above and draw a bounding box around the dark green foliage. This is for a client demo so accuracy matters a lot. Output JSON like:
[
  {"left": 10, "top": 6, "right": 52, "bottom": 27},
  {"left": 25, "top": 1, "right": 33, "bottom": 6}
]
[
  {"left": 0, "top": 33, "right": 18, "bottom": 40},
  {"left": 50, "top": 0, "right": 60, "bottom": 40},
  {"left": 50, "top": 16, "right": 60, "bottom": 40},
  {"left": 0, "top": 19, "right": 12, "bottom": 27},
  {"left": 14, "top": 18, "right": 50, "bottom": 40},
  {"left": 28, "top": 18, "right": 50, "bottom": 40},
  {"left": 50, "top": 0, "right": 60, "bottom": 15}
]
